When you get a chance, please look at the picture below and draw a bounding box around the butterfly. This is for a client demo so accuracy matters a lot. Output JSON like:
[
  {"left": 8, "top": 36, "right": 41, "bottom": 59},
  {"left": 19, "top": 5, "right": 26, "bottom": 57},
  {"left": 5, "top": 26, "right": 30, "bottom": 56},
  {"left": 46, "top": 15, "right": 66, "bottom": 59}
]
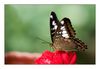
[{"left": 50, "top": 11, "right": 87, "bottom": 51}]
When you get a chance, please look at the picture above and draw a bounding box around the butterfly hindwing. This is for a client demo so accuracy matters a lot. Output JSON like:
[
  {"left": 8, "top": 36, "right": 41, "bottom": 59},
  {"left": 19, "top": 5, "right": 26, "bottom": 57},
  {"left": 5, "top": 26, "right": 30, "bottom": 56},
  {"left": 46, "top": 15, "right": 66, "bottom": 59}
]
[{"left": 73, "top": 38, "right": 87, "bottom": 51}]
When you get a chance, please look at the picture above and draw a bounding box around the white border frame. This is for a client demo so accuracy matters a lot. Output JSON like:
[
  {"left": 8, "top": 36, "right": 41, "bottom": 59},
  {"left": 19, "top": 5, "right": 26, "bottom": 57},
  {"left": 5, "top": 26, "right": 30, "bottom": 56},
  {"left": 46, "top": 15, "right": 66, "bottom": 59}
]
[{"left": 0, "top": 0, "right": 98, "bottom": 69}]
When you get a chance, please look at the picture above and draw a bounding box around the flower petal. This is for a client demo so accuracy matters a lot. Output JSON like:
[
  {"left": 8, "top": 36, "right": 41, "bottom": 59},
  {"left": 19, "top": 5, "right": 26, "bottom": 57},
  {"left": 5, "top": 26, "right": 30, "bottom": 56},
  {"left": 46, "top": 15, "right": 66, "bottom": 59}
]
[
  {"left": 35, "top": 50, "right": 77, "bottom": 64},
  {"left": 69, "top": 52, "right": 77, "bottom": 64}
]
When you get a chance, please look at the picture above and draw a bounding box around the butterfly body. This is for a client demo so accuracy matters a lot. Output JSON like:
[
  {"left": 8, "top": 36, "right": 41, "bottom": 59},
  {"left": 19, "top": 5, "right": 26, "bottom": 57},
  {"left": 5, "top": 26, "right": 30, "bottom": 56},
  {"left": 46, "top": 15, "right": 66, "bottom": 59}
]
[
  {"left": 51, "top": 35, "right": 77, "bottom": 51},
  {"left": 50, "top": 11, "right": 87, "bottom": 51}
]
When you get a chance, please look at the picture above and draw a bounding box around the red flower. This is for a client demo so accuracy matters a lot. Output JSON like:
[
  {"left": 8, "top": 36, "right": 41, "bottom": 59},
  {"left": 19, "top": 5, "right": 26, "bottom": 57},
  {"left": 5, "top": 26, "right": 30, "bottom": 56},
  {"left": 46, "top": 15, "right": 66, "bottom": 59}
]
[{"left": 35, "top": 50, "right": 77, "bottom": 64}]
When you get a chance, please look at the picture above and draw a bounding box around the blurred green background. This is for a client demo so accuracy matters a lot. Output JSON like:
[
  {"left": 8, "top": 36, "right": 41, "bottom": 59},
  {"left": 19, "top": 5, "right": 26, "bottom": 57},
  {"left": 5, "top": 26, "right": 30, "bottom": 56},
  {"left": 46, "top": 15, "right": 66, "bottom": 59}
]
[{"left": 5, "top": 4, "right": 95, "bottom": 64}]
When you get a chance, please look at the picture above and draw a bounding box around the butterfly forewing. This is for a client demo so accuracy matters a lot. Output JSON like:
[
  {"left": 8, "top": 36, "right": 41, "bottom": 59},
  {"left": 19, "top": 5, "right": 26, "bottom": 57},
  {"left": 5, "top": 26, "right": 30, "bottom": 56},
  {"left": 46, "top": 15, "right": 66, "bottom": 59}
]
[
  {"left": 50, "top": 12, "right": 59, "bottom": 42},
  {"left": 60, "top": 18, "right": 76, "bottom": 38}
]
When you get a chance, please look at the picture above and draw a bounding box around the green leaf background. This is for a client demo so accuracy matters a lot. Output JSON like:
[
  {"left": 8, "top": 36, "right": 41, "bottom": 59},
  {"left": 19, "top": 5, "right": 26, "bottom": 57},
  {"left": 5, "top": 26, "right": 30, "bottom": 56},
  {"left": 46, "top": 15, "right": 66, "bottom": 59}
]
[{"left": 5, "top": 4, "right": 95, "bottom": 64}]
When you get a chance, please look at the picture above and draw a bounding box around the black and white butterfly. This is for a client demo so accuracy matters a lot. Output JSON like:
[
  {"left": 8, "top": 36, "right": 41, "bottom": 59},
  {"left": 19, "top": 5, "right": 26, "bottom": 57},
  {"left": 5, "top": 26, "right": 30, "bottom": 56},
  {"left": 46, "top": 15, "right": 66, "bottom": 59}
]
[{"left": 50, "top": 11, "right": 87, "bottom": 51}]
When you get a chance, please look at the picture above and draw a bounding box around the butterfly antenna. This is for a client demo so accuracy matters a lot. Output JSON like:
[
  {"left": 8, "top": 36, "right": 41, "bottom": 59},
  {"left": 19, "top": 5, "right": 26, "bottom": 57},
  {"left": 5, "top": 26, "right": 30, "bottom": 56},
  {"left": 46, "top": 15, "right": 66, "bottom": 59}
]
[{"left": 35, "top": 37, "right": 51, "bottom": 44}]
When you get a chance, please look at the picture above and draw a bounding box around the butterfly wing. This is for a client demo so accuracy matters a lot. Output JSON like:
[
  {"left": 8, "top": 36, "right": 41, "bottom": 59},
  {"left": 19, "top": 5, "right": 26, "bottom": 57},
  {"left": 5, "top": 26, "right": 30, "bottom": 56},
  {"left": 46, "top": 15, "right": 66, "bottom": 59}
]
[
  {"left": 60, "top": 18, "right": 76, "bottom": 38},
  {"left": 73, "top": 38, "right": 87, "bottom": 51},
  {"left": 50, "top": 11, "right": 59, "bottom": 42},
  {"left": 59, "top": 18, "right": 87, "bottom": 51}
]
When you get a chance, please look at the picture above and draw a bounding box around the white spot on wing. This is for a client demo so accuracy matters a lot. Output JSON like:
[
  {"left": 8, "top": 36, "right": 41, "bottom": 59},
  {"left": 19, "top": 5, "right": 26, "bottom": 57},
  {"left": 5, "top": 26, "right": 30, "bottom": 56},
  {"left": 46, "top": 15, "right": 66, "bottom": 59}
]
[
  {"left": 59, "top": 32, "right": 61, "bottom": 34},
  {"left": 50, "top": 15, "right": 53, "bottom": 19},
  {"left": 61, "top": 20, "right": 64, "bottom": 25},
  {"left": 62, "top": 33, "right": 69, "bottom": 38},
  {"left": 52, "top": 21, "right": 56, "bottom": 25},
  {"left": 54, "top": 25, "right": 57, "bottom": 29},
  {"left": 61, "top": 30, "right": 69, "bottom": 38},
  {"left": 61, "top": 26, "right": 66, "bottom": 30},
  {"left": 52, "top": 21, "right": 57, "bottom": 30},
  {"left": 62, "top": 30, "right": 67, "bottom": 34}
]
